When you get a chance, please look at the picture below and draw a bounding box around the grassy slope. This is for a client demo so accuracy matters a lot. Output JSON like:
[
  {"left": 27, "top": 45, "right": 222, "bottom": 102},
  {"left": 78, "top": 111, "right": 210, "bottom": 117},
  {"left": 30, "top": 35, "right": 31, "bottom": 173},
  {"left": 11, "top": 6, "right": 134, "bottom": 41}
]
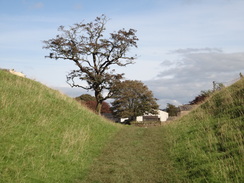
[
  {"left": 0, "top": 70, "right": 121, "bottom": 182},
  {"left": 82, "top": 78, "right": 243, "bottom": 183},
  {"left": 165, "top": 78, "right": 244, "bottom": 182}
]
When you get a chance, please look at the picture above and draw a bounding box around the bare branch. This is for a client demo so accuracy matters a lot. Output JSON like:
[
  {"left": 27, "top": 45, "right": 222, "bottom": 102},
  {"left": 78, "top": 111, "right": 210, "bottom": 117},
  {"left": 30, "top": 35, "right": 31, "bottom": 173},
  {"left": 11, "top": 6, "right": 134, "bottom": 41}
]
[{"left": 43, "top": 15, "right": 138, "bottom": 114}]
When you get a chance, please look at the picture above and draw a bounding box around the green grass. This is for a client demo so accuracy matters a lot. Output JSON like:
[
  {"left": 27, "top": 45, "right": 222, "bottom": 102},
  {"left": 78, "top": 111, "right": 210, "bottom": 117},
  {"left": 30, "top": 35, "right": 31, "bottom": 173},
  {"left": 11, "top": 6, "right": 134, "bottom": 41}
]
[
  {"left": 164, "top": 78, "right": 244, "bottom": 182},
  {"left": 82, "top": 78, "right": 244, "bottom": 183},
  {"left": 1, "top": 69, "right": 243, "bottom": 182},
  {"left": 81, "top": 126, "right": 182, "bottom": 183},
  {"left": 0, "top": 70, "right": 121, "bottom": 182}
]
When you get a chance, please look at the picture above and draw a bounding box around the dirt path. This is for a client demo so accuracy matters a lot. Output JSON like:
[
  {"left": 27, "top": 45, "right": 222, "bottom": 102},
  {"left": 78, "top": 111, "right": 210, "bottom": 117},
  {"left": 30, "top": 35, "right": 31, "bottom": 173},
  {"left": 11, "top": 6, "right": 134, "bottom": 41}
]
[{"left": 81, "top": 126, "right": 182, "bottom": 183}]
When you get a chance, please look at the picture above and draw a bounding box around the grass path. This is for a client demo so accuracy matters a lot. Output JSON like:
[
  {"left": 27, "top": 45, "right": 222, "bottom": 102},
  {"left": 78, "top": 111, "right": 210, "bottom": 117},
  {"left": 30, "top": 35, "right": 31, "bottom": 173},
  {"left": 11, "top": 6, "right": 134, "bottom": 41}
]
[{"left": 81, "top": 126, "right": 183, "bottom": 183}]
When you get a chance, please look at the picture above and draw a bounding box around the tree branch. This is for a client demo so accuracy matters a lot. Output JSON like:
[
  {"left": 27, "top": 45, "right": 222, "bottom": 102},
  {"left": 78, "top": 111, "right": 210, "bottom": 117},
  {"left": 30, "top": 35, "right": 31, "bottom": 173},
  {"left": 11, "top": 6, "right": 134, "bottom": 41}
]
[{"left": 43, "top": 15, "right": 138, "bottom": 114}]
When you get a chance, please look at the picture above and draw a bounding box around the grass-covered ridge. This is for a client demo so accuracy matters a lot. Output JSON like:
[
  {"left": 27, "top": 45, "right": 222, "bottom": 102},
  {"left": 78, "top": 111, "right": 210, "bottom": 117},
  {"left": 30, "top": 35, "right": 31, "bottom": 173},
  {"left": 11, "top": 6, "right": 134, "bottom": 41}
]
[
  {"left": 0, "top": 70, "right": 121, "bottom": 182},
  {"left": 1, "top": 69, "right": 243, "bottom": 182},
  {"left": 166, "top": 78, "right": 244, "bottom": 182},
  {"left": 80, "top": 79, "right": 244, "bottom": 182}
]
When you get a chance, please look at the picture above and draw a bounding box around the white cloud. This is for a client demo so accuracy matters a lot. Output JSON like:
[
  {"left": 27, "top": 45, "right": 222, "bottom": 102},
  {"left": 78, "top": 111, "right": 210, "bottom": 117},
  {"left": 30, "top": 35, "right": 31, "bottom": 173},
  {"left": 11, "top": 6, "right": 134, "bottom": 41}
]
[
  {"left": 144, "top": 49, "right": 244, "bottom": 108},
  {"left": 28, "top": 2, "right": 44, "bottom": 9},
  {"left": 1, "top": 0, "right": 244, "bottom": 109},
  {"left": 73, "top": 3, "right": 82, "bottom": 10},
  {"left": 52, "top": 86, "right": 87, "bottom": 98},
  {"left": 169, "top": 48, "right": 223, "bottom": 54},
  {"left": 181, "top": 0, "right": 203, "bottom": 5}
]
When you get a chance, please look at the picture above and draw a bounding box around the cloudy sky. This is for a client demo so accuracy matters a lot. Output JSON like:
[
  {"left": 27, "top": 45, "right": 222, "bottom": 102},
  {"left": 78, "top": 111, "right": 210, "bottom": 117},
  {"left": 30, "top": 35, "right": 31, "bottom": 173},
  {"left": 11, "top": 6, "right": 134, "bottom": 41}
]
[{"left": 1, "top": 0, "right": 244, "bottom": 108}]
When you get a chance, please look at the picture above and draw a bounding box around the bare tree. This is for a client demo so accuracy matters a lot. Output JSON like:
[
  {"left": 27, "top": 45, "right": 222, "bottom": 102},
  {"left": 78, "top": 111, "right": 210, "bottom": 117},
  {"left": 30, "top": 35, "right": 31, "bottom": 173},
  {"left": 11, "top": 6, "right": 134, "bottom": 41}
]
[{"left": 43, "top": 15, "right": 138, "bottom": 114}]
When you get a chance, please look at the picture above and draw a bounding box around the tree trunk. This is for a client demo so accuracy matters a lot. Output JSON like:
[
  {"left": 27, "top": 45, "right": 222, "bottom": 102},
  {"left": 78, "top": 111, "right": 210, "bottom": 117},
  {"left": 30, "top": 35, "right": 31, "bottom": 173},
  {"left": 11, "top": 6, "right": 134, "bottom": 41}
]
[
  {"left": 96, "top": 102, "right": 102, "bottom": 115},
  {"left": 95, "top": 90, "right": 102, "bottom": 115}
]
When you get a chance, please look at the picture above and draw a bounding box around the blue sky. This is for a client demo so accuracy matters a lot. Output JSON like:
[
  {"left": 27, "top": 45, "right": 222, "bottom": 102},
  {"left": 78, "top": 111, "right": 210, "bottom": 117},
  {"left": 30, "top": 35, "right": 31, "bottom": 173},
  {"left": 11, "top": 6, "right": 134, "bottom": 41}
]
[{"left": 1, "top": 0, "right": 244, "bottom": 108}]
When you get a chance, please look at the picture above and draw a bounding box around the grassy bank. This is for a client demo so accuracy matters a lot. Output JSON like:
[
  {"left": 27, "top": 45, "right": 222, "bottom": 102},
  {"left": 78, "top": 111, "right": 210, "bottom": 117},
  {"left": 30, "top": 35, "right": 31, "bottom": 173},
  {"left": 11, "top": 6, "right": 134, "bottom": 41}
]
[
  {"left": 1, "top": 69, "right": 243, "bottom": 182},
  {"left": 82, "top": 78, "right": 243, "bottom": 183},
  {"left": 0, "top": 70, "right": 121, "bottom": 182},
  {"left": 165, "top": 78, "right": 244, "bottom": 182}
]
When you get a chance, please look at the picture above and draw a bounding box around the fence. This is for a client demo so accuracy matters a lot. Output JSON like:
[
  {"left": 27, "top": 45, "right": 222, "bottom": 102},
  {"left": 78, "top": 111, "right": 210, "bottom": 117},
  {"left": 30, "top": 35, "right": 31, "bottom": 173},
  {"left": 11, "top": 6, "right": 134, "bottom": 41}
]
[{"left": 213, "top": 73, "right": 243, "bottom": 90}]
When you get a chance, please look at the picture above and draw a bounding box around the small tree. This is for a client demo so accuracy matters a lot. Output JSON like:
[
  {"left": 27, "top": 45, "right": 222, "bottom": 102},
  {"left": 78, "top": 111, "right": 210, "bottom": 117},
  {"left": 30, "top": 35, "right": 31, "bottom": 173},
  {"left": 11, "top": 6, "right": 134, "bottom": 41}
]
[
  {"left": 75, "top": 94, "right": 95, "bottom": 102},
  {"left": 189, "top": 90, "right": 213, "bottom": 105},
  {"left": 43, "top": 15, "right": 138, "bottom": 114},
  {"left": 111, "top": 80, "right": 159, "bottom": 121},
  {"left": 75, "top": 94, "right": 111, "bottom": 113},
  {"left": 165, "top": 103, "right": 179, "bottom": 116}
]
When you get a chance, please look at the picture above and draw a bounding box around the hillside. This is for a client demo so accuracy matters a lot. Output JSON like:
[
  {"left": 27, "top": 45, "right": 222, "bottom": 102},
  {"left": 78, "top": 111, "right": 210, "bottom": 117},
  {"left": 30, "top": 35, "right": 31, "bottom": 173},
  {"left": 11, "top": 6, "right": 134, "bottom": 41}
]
[
  {"left": 165, "top": 77, "right": 244, "bottom": 182},
  {"left": 81, "top": 78, "right": 244, "bottom": 183},
  {"left": 0, "top": 70, "right": 121, "bottom": 182},
  {"left": 1, "top": 69, "right": 243, "bottom": 182}
]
